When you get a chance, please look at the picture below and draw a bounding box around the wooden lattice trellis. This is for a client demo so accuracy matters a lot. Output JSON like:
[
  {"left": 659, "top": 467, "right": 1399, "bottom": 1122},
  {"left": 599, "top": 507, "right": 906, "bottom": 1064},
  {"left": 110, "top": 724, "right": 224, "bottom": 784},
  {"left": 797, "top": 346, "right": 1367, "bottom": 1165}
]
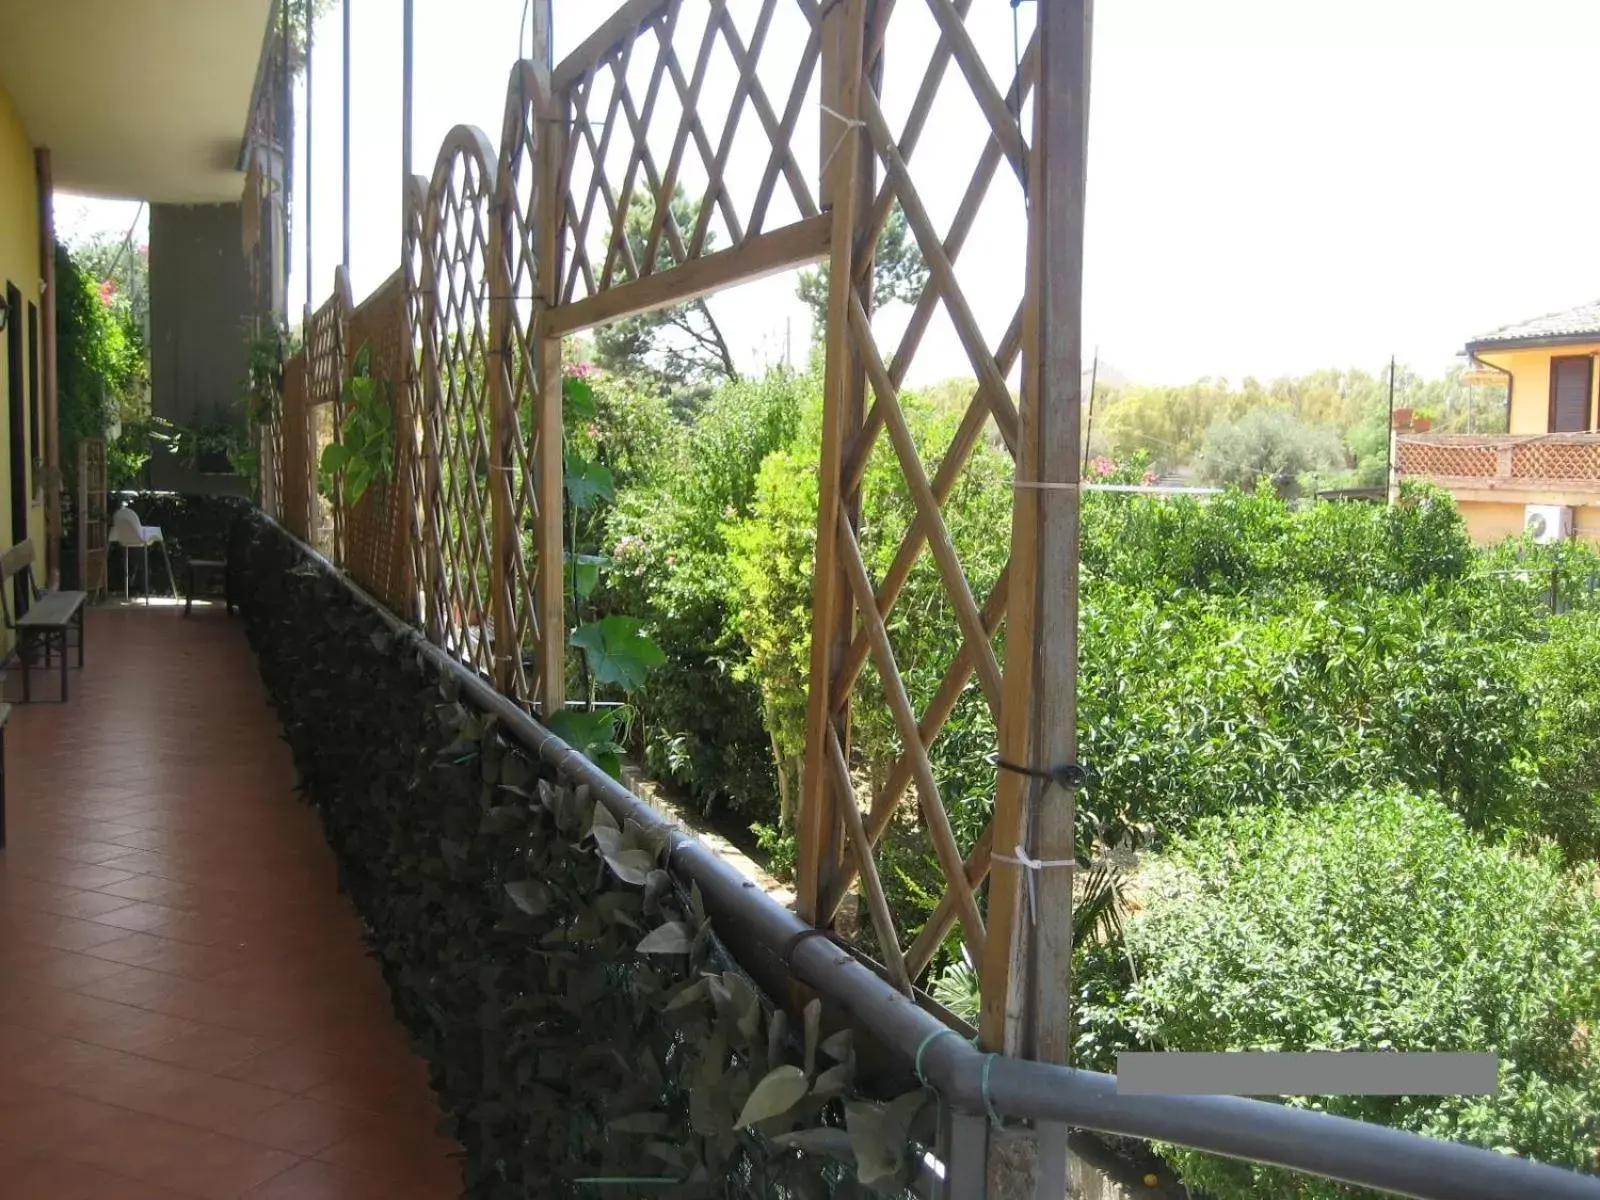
[
  {"left": 1398, "top": 432, "right": 1600, "bottom": 485},
  {"left": 404, "top": 174, "right": 431, "bottom": 633},
  {"left": 295, "top": 0, "right": 1087, "bottom": 1113},
  {"left": 76, "top": 437, "right": 108, "bottom": 600},
  {"left": 279, "top": 350, "right": 311, "bottom": 542},
  {"left": 342, "top": 271, "right": 416, "bottom": 619},
  {"left": 305, "top": 270, "right": 353, "bottom": 561},
  {"left": 495, "top": 62, "right": 565, "bottom": 710},
  {"left": 419, "top": 128, "right": 500, "bottom": 684}
]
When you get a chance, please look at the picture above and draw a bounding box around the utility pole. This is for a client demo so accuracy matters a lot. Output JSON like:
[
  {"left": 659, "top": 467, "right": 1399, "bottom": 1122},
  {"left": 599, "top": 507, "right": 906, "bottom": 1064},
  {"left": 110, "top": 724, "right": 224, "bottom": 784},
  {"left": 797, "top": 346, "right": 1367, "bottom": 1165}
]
[{"left": 1386, "top": 355, "right": 1398, "bottom": 504}]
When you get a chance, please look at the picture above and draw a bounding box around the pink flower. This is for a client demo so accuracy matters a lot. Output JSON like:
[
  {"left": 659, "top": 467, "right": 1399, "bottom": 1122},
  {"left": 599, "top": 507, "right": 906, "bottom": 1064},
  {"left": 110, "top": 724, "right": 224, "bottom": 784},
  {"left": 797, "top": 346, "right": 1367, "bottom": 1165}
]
[
  {"left": 1142, "top": 470, "right": 1157, "bottom": 486},
  {"left": 1089, "top": 456, "right": 1115, "bottom": 479},
  {"left": 97, "top": 279, "right": 118, "bottom": 306},
  {"left": 565, "top": 361, "right": 598, "bottom": 380}
]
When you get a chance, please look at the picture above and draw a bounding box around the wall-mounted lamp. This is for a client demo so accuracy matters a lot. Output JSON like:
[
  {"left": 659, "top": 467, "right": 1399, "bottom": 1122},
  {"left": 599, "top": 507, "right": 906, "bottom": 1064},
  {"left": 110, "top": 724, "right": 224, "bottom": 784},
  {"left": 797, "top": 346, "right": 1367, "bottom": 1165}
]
[{"left": 0, "top": 291, "right": 9, "bottom": 333}]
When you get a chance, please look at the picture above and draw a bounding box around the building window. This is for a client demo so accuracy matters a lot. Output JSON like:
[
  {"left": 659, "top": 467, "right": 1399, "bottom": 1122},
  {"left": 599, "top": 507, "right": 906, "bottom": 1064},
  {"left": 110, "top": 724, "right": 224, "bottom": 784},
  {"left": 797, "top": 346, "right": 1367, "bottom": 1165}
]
[{"left": 1549, "top": 356, "right": 1593, "bottom": 432}]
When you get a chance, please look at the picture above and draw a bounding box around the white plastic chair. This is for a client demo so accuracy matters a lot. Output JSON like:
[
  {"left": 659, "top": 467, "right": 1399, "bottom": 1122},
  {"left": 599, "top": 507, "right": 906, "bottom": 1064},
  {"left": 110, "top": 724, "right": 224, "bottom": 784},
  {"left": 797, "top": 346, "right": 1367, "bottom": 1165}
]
[{"left": 109, "top": 506, "right": 177, "bottom": 604}]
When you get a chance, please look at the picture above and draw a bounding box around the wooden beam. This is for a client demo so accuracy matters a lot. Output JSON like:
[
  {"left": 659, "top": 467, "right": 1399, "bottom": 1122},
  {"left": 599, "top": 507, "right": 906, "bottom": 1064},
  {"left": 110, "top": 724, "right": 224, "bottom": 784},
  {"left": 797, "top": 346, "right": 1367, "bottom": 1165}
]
[
  {"left": 552, "top": 0, "right": 673, "bottom": 93},
  {"left": 796, "top": 0, "right": 867, "bottom": 927},
  {"left": 980, "top": 0, "right": 1091, "bottom": 1063},
  {"left": 487, "top": 185, "right": 516, "bottom": 694},
  {"left": 536, "top": 82, "right": 567, "bottom": 717},
  {"left": 544, "top": 214, "right": 829, "bottom": 335}
]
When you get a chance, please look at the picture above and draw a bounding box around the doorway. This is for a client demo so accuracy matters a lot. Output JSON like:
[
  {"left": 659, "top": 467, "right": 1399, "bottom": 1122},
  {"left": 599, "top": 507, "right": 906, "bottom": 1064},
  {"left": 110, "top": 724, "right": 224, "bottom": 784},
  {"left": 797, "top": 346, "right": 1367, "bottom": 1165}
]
[{"left": 6, "top": 281, "right": 26, "bottom": 617}]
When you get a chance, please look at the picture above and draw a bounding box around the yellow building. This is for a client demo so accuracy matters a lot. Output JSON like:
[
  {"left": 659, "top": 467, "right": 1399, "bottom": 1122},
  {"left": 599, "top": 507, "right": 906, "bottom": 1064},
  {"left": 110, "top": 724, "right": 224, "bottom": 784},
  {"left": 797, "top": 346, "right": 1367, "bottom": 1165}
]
[
  {"left": 0, "top": 78, "right": 45, "bottom": 655},
  {"left": 0, "top": 2, "right": 276, "bottom": 661},
  {"left": 1398, "top": 301, "right": 1600, "bottom": 543}
]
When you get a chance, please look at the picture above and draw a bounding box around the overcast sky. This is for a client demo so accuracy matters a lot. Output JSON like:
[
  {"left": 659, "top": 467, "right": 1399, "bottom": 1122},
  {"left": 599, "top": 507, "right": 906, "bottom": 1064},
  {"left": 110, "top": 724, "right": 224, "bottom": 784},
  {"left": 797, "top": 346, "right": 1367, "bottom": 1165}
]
[{"left": 57, "top": 0, "right": 1600, "bottom": 387}]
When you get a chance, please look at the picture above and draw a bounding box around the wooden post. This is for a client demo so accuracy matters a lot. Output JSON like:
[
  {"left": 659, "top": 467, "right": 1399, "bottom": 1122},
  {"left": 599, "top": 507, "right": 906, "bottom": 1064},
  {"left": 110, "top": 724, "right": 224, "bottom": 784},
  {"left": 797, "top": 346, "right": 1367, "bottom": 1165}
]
[
  {"left": 797, "top": 0, "right": 869, "bottom": 926},
  {"left": 533, "top": 14, "right": 566, "bottom": 718},
  {"left": 488, "top": 186, "right": 518, "bottom": 695},
  {"left": 36, "top": 149, "right": 60, "bottom": 589},
  {"left": 418, "top": 205, "right": 445, "bottom": 644},
  {"left": 982, "top": 0, "right": 1092, "bottom": 1192}
]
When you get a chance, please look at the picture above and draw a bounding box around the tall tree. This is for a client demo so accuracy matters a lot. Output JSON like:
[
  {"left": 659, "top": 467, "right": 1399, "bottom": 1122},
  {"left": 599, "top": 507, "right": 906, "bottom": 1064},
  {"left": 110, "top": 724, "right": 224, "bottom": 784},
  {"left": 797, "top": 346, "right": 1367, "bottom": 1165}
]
[
  {"left": 795, "top": 204, "right": 927, "bottom": 334},
  {"left": 592, "top": 188, "right": 739, "bottom": 407}
]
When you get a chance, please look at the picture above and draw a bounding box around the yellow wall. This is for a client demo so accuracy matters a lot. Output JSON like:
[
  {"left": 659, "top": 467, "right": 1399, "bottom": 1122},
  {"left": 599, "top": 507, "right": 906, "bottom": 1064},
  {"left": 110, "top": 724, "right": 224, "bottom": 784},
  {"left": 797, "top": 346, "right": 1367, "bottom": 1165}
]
[
  {"left": 1454, "top": 498, "right": 1600, "bottom": 546},
  {"left": 1478, "top": 343, "right": 1600, "bottom": 434},
  {"left": 0, "top": 77, "right": 44, "bottom": 654}
]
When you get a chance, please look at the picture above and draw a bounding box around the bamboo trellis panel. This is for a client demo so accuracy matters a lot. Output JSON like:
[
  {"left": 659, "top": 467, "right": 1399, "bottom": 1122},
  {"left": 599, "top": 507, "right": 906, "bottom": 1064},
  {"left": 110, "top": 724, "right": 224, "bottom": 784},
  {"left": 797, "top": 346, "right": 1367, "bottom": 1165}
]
[
  {"left": 403, "top": 174, "right": 431, "bottom": 636},
  {"left": 494, "top": 62, "right": 563, "bottom": 709},
  {"left": 551, "top": 0, "right": 828, "bottom": 327},
  {"left": 77, "top": 438, "right": 108, "bottom": 600},
  {"left": 280, "top": 350, "right": 311, "bottom": 542},
  {"left": 794, "top": 0, "right": 1040, "bottom": 1007},
  {"left": 419, "top": 128, "right": 501, "bottom": 685},
  {"left": 306, "top": 270, "right": 353, "bottom": 561},
  {"left": 342, "top": 271, "right": 416, "bottom": 620}
]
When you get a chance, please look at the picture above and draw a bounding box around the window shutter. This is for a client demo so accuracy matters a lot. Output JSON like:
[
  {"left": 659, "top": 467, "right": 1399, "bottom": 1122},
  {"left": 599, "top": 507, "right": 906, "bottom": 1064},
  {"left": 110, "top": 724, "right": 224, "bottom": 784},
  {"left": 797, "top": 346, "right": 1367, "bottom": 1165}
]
[{"left": 1551, "top": 357, "right": 1592, "bottom": 432}]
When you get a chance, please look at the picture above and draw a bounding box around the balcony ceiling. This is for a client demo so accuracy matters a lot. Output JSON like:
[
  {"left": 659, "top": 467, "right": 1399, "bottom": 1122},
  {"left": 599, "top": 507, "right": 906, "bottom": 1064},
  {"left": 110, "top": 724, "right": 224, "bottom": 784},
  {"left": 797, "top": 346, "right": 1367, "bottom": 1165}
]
[{"left": 0, "top": 0, "right": 272, "bottom": 204}]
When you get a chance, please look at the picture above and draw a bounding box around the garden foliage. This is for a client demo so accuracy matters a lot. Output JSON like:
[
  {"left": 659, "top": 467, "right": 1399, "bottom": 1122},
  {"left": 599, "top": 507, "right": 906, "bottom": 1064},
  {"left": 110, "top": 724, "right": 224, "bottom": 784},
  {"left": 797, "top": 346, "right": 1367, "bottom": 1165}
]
[{"left": 1075, "top": 790, "right": 1600, "bottom": 1198}]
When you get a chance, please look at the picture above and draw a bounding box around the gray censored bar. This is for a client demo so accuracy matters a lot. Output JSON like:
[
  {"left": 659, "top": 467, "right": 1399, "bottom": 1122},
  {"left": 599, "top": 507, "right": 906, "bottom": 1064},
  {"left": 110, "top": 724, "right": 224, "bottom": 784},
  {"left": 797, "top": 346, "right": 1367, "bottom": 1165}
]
[{"left": 1116, "top": 1052, "right": 1499, "bottom": 1097}]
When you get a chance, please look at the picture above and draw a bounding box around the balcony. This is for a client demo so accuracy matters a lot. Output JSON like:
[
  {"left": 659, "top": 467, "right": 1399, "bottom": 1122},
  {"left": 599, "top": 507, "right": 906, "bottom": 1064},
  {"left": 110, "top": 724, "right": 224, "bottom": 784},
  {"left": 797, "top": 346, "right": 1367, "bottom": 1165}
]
[{"left": 1396, "top": 432, "right": 1600, "bottom": 494}]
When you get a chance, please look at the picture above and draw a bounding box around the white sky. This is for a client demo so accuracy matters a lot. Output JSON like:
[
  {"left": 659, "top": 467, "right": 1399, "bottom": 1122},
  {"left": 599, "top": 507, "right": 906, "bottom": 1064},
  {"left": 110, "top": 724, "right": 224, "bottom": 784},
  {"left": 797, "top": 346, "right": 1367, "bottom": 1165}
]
[{"left": 58, "top": 0, "right": 1600, "bottom": 388}]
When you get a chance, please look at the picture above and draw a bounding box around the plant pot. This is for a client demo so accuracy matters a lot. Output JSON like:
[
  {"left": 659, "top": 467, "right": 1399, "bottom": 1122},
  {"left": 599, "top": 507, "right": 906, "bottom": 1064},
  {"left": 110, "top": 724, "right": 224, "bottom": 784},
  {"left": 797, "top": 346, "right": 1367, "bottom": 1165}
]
[
  {"left": 1412, "top": 417, "right": 1433, "bottom": 433},
  {"left": 1392, "top": 407, "right": 1413, "bottom": 429}
]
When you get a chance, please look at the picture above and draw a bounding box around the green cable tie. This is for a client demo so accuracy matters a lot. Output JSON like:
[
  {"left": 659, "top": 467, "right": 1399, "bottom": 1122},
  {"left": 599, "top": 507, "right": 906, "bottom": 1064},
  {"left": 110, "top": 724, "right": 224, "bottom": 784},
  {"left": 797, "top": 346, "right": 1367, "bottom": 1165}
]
[{"left": 914, "top": 1026, "right": 969, "bottom": 1087}]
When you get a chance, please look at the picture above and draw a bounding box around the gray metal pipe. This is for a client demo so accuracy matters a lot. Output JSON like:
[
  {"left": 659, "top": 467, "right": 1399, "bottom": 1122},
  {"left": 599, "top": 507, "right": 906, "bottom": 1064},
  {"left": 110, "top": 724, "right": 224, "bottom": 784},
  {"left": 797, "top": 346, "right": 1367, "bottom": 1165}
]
[{"left": 260, "top": 515, "right": 1600, "bottom": 1200}]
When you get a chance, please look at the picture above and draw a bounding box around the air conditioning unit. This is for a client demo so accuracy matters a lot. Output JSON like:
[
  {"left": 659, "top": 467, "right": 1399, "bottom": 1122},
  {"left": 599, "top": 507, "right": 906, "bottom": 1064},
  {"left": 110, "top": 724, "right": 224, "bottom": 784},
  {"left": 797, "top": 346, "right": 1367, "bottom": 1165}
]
[{"left": 1524, "top": 504, "right": 1573, "bottom": 544}]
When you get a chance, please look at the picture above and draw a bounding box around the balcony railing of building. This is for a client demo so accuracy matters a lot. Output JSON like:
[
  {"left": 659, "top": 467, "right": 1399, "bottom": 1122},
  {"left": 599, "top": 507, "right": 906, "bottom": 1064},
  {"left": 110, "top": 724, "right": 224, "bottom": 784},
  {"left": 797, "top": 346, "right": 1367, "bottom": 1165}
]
[
  {"left": 1397, "top": 432, "right": 1600, "bottom": 489},
  {"left": 228, "top": 1, "right": 1600, "bottom": 1196}
]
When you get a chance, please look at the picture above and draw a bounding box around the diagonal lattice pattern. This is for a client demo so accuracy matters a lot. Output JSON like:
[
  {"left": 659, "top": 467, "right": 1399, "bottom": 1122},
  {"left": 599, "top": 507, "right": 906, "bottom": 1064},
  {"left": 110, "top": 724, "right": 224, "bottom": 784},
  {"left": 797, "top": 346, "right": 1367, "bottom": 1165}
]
[
  {"left": 279, "top": 351, "right": 311, "bottom": 542},
  {"left": 557, "top": 0, "right": 823, "bottom": 304},
  {"left": 342, "top": 273, "right": 416, "bottom": 621},
  {"left": 494, "top": 62, "right": 553, "bottom": 708},
  {"left": 798, "top": 0, "right": 1041, "bottom": 989},
  {"left": 305, "top": 274, "right": 352, "bottom": 561},
  {"left": 403, "top": 174, "right": 430, "bottom": 632},
  {"left": 1398, "top": 433, "right": 1600, "bottom": 484},
  {"left": 420, "top": 129, "right": 501, "bottom": 683}
]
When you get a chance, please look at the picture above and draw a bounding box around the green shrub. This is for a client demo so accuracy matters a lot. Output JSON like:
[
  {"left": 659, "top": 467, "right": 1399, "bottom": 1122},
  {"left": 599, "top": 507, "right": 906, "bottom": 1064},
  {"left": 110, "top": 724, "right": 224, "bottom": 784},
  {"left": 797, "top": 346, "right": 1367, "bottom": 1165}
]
[
  {"left": 1076, "top": 789, "right": 1600, "bottom": 1198},
  {"left": 1078, "top": 582, "right": 1540, "bottom": 842},
  {"left": 1080, "top": 482, "right": 1472, "bottom": 601},
  {"left": 1527, "top": 613, "right": 1600, "bottom": 860},
  {"left": 604, "top": 370, "right": 812, "bottom": 818}
]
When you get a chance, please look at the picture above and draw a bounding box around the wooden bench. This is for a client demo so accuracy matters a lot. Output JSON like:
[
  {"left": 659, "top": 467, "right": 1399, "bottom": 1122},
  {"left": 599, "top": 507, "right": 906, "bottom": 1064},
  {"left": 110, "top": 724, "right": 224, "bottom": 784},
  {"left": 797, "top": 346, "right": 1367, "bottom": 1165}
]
[{"left": 2, "top": 539, "right": 87, "bottom": 703}]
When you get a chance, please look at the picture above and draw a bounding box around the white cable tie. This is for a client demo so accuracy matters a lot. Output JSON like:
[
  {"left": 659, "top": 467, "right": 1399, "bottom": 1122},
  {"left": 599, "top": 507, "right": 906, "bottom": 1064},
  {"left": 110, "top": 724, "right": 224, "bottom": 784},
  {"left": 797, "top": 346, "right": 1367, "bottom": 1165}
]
[
  {"left": 819, "top": 103, "right": 868, "bottom": 181},
  {"left": 1012, "top": 480, "right": 1079, "bottom": 492},
  {"left": 991, "top": 844, "right": 1076, "bottom": 925}
]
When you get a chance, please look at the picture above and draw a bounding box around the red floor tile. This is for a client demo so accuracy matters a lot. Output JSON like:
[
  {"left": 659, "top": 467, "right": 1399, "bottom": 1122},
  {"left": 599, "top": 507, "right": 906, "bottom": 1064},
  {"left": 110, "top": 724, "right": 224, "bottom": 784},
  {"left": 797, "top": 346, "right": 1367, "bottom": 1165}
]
[{"left": 1, "top": 607, "right": 460, "bottom": 1198}]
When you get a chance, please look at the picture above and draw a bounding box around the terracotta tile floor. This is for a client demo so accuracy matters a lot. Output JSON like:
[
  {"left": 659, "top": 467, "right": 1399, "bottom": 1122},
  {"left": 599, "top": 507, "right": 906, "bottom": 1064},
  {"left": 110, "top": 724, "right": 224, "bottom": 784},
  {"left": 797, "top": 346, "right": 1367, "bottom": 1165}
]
[{"left": 0, "top": 605, "right": 462, "bottom": 1199}]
